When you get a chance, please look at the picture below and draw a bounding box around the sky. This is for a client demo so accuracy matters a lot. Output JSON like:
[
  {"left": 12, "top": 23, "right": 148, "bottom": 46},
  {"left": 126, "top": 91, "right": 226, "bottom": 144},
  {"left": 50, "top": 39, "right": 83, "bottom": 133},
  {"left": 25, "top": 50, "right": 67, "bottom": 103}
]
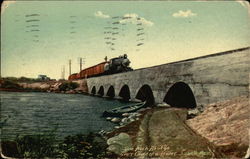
[{"left": 1, "top": 1, "right": 249, "bottom": 79}]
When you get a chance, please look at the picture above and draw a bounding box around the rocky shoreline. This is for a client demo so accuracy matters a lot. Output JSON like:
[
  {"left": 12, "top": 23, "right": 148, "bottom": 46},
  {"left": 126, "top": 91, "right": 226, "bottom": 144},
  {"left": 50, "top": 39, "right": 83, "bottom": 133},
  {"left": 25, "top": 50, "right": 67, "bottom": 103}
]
[
  {"left": 0, "top": 80, "right": 88, "bottom": 94},
  {"left": 98, "top": 96, "right": 249, "bottom": 159}
]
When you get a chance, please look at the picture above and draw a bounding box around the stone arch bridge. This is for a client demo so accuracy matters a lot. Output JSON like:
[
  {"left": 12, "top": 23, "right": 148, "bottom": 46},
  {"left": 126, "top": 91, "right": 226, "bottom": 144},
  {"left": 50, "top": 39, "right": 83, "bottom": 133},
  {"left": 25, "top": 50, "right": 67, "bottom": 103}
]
[{"left": 78, "top": 47, "right": 249, "bottom": 108}]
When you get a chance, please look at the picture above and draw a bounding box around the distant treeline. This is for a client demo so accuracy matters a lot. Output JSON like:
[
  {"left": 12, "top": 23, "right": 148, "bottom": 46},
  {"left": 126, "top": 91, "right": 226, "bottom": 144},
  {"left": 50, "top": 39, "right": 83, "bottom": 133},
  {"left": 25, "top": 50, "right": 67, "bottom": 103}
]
[
  {"left": 1, "top": 77, "right": 55, "bottom": 83},
  {"left": 0, "top": 77, "right": 55, "bottom": 90}
]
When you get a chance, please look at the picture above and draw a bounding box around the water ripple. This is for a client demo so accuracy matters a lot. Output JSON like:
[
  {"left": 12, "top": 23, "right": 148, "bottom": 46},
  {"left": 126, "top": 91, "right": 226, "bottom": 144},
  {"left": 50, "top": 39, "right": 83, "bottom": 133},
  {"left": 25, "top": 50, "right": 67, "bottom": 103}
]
[{"left": 0, "top": 91, "right": 130, "bottom": 140}]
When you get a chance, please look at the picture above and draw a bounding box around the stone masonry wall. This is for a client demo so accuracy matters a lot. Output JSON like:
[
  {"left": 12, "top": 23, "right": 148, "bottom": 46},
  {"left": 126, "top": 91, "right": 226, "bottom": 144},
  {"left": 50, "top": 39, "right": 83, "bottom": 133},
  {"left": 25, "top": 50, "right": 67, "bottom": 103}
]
[{"left": 85, "top": 47, "right": 249, "bottom": 106}]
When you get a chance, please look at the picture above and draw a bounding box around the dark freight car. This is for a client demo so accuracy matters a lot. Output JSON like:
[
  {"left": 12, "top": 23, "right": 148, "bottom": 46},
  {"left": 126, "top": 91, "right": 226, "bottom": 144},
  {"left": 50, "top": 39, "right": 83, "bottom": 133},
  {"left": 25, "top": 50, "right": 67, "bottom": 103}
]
[
  {"left": 69, "top": 54, "right": 132, "bottom": 80},
  {"left": 79, "top": 62, "right": 107, "bottom": 79},
  {"left": 68, "top": 73, "right": 78, "bottom": 80}
]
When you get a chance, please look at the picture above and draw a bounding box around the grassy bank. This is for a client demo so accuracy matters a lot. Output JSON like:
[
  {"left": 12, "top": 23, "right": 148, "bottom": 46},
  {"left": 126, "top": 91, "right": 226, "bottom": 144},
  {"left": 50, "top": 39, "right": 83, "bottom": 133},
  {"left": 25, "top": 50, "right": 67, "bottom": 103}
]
[{"left": 1, "top": 132, "right": 116, "bottom": 159}]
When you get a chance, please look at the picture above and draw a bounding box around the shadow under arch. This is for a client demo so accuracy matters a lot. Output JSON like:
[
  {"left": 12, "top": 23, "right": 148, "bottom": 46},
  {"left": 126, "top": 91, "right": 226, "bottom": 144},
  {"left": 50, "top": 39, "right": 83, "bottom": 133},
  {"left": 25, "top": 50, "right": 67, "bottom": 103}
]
[
  {"left": 135, "top": 84, "right": 155, "bottom": 105},
  {"left": 91, "top": 86, "right": 96, "bottom": 94},
  {"left": 119, "top": 85, "right": 130, "bottom": 101},
  {"left": 97, "top": 86, "right": 104, "bottom": 96},
  {"left": 163, "top": 82, "right": 197, "bottom": 108},
  {"left": 106, "top": 86, "right": 115, "bottom": 98}
]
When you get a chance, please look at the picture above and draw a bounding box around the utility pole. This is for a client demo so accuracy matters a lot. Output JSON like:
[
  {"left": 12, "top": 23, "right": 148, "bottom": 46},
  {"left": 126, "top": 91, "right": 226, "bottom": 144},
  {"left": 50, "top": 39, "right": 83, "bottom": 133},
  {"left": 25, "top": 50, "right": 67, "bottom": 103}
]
[
  {"left": 79, "top": 57, "right": 85, "bottom": 71},
  {"left": 61, "top": 65, "right": 65, "bottom": 80},
  {"left": 80, "top": 58, "right": 82, "bottom": 72},
  {"left": 69, "top": 59, "right": 71, "bottom": 76}
]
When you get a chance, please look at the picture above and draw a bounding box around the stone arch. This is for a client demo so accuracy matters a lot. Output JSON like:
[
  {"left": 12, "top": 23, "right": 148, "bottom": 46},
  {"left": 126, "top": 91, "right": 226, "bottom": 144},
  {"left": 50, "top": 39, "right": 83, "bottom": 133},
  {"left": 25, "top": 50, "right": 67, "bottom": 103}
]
[
  {"left": 91, "top": 86, "right": 96, "bottom": 94},
  {"left": 97, "top": 86, "right": 104, "bottom": 96},
  {"left": 163, "top": 82, "right": 196, "bottom": 108},
  {"left": 119, "top": 85, "right": 130, "bottom": 101},
  {"left": 106, "top": 86, "right": 115, "bottom": 98},
  {"left": 136, "top": 84, "right": 155, "bottom": 105}
]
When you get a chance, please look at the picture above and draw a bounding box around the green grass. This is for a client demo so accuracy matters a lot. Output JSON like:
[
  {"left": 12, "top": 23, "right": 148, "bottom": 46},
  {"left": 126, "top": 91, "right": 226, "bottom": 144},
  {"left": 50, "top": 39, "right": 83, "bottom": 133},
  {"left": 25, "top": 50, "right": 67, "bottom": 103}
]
[{"left": 2, "top": 131, "right": 111, "bottom": 159}]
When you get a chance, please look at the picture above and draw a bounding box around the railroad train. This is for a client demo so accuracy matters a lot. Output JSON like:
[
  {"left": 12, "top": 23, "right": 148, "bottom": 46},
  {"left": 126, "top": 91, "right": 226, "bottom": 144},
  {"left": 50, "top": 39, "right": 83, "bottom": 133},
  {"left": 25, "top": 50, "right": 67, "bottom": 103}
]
[{"left": 68, "top": 54, "right": 133, "bottom": 80}]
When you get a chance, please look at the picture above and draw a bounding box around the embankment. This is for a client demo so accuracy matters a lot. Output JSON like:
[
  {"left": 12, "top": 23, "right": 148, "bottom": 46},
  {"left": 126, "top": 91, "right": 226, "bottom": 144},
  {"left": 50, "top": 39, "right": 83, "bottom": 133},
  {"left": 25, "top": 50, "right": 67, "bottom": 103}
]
[
  {"left": 187, "top": 96, "right": 249, "bottom": 158},
  {"left": 106, "top": 96, "right": 249, "bottom": 158}
]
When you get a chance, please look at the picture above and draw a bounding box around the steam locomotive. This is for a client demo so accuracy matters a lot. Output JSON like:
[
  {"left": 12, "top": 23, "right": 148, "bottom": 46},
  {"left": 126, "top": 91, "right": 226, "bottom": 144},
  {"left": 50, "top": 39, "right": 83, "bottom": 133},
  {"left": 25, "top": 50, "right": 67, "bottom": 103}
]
[{"left": 68, "top": 54, "right": 133, "bottom": 80}]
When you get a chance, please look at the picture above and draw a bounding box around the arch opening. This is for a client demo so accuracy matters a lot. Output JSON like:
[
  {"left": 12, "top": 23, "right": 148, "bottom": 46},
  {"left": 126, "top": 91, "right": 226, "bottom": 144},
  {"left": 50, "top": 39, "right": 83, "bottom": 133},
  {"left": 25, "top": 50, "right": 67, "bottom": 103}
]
[
  {"left": 163, "top": 82, "right": 197, "bottom": 108},
  {"left": 97, "top": 86, "right": 104, "bottom": 96},
  {"left": 91, "top": 86, "right": 96, "bottom": 94},
  {"left": 106, "top": 86, "right": 115, "bottom": 98},
  {"left": 135, "top": 85, "right": 155, "bottom": 105},
  {"left": 119, "top": 85, "right": 130, "bottom": 101}
]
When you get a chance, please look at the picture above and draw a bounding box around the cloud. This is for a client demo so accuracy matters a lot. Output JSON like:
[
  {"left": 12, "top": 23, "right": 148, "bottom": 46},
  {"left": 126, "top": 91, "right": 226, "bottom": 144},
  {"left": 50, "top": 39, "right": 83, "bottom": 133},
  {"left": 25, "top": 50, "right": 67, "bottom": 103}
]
[
  {"left": 94, "top": 11, "right": 110, "bottom": 18},
  {"left": 1, "top": 0, "right": 16, "bottom": 14},
  {"left": 172, "top": 10, "right": 197, "bottom": 18},
  {"left": 120, "top": 13, "right": 154, "bottom": 27}
]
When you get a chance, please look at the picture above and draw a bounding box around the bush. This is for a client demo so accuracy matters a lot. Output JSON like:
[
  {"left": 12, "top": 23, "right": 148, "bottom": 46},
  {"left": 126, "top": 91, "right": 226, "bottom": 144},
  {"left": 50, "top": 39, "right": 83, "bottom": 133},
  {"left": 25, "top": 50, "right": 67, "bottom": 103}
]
[
  {"left": 59, "top": 82, "right": 79, "bottom": 91},
  {"left": 1, "top": 80, "right": 21, "bottom": 89},
  {"left": 11, "top": 132, "right": 109, "bottom": 158},
  {"left": 15, "top": 134, "right": 58, "bottom": 158},
  {"left": 59, "top": 133, "right": 108, "bottom": 158}
]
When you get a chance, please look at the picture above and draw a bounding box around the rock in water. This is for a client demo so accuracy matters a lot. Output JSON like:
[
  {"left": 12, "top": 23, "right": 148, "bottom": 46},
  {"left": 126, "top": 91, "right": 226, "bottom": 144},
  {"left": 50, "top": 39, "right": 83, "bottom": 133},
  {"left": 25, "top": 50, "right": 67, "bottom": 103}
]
[
  {"left": 107, "top": 133, "right": 133, "bottom": 155},
  {"left": 121, "top": 117, "right": 129, "bottom": 123},
  {"left": 157, "top": 102, "right": 171, "bottom": 107},
  {"left": 111, "top": 117, "right": 120, "bottom": 123},
  {"left": 122, "top": 113, "right": 130, "bottom": 117},
  {"left": 106, "top": 117, "right": 112, "bottom": 121},
  {"left": 98, "top": 130, "right": 106, "bottom": 136}
]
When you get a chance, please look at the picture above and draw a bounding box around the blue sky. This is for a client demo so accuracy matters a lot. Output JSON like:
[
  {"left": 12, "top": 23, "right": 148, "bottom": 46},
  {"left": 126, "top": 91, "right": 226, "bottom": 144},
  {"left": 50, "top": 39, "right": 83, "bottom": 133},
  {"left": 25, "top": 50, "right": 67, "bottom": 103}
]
[{"left": 1, "top": 1, "right": 249, "bottom": 79}]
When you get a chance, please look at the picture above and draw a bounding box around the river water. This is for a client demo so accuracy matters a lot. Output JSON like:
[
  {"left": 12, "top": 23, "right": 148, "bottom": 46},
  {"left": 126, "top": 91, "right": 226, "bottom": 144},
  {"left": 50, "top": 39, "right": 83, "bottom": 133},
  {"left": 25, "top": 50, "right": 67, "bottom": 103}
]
[{"left": 0, "top": 91, "right": 130, "bottom": 140}]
